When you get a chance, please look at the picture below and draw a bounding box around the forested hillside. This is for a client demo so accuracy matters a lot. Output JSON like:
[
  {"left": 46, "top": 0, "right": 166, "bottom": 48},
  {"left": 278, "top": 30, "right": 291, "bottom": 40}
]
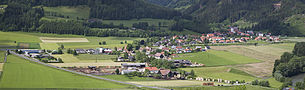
[
  {"left": 182, "top": 0, "right": 305, "bottom": 36},
  {"left": 145, "top": 0, "right": 198, "bottom": 10}
]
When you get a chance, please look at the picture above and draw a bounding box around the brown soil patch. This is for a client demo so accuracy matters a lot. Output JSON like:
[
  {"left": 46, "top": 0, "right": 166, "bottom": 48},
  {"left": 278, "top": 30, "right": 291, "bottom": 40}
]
[{"left": 40, "top": 37, "right": 89, "bottom": 43}]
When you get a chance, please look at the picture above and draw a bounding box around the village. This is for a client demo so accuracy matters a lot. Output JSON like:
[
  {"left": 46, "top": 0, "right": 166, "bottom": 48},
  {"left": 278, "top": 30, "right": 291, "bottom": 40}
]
[{"left": 11, "top": 26, "right": 285, "bottom": 87}]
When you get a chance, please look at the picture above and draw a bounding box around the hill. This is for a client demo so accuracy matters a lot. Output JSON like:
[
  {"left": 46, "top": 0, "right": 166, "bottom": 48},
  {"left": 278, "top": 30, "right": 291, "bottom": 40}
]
[
  {"left": 145, "top": 0, "right": 198, "bottom": 11},
  {"left": 182, "top": 0, "right": 305, "bottom": 36}
]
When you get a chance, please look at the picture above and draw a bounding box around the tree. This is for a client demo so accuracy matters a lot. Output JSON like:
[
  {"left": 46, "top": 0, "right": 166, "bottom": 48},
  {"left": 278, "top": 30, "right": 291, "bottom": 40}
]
[
  {"left": 73, "top": 50, "right": 78, "bottom": 56},
  {"left": 123, "top": 52, "right": 129, "bottom": 59},
  {"left": 58, "top": 49, "right": 63, "bottom": 54},
  {"left": 126, "top": 44, "right": 133, "bottom": 51},
  {"left": 293, "top": 42, "right": 305, "bottom": 57},
  {"left": 60, "top": 44, "right": 64, "bottom": 49},
  {"left": 67, "top": 48, "right": 72, "bottom": 54},
  {"left": 125, "top": 41, "right": 127, "bottom": 44},
  {"left": 120, "top": 42, "right": 124, "bottom": 44},
  {"left": 190, "top": 69, "right": 195, "bottom": 78},
  {"left": 296, "top": 82, "right": 304, "bottom": 89},
  {"left": 99, "top": 42, "right": 102, "bottom": 45},
  {"left": 115, "top": 69, "right": 120, "bottom": 75},
  {"left": 57, "top": 58, "right": 63, "bottom": 63},
  {"left": 102, "top": 41, "right": 106, "bottom": 45}
]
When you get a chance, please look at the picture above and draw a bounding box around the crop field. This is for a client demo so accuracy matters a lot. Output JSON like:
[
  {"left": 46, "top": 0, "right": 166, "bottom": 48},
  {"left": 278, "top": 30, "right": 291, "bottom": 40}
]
[
  {"left": 103, "top": 18, "right": 174, "bottom": 28},
  {"left": 174, "top": 50, "right": 261, "bottom": 66},
  {"left": 211, "top": 43, "right": 295, "bottom": 77},
  {"left": 43, "top": 5, "right": 90, "bottom": 19},
  {"left": 100, "top": 75, "right": 161, "bottom": 81},
  {"left": 182, "top": 67, "right": 257, "bottom": 82},
  {"left": 0, "top": 55, "right": 132, "bottom": 89}
]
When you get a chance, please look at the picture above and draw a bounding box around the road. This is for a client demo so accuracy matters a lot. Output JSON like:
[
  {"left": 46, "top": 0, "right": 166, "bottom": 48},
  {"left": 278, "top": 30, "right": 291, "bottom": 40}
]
[{"left": 6, "top": 50, "right": 170, "bottom": 90}]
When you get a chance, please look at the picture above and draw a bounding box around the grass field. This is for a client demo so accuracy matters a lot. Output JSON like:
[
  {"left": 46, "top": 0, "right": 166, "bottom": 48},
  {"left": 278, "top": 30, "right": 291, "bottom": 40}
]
[
  {"left": 265, "top": 78, "right": 282, "bottom": 88},
  {"left": 59, "top": 37, "right": 144, "bottom": 49},
  {"left": 174, "top": 50, "right": 261, "bottom": 66},
  {"left": 0, "top": 51, "right": 5, "bottom": 63},
  {"left": 0, "top": 32, "right": 41, "bottom": 48},
  {"left": 40, "top": 43, "right": 59, "bottom": 50},
  {"left": 76, "top": 54, "right": 117, "bottom": 61},
  {"left": 17, "top": 42, "right": 41, "bottom": 49},
  {"left": 182, "top": 67, "right": 257, "bottom": 82},
  {"left": 0, "top": 55, "right": 133, "bottom": 89},
  {"left": 51, "top": 54, "right": 122, "bottom": 67},
  {"left": 168, "top": 85, "right": 276, "bottom": 90},
  {"left": 100, "top": 75, "right": 160, "bottom": 81},
  {"left": 211, "top": 43, "right": 295, "bottom": 77},
  {"left": 43, "top": 5, "right": 89, "bottom": 19},
  {"left": 40, "top": 37, "right": 89, "bottom": 43}
]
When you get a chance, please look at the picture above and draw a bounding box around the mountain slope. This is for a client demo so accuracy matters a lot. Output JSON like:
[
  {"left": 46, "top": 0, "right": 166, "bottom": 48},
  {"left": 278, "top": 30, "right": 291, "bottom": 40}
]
[{"left": 183, "top": 0, "right": 305, "bottom": 36}]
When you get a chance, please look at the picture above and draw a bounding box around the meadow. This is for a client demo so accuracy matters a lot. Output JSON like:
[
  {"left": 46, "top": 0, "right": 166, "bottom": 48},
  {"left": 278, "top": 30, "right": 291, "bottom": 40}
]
[
  {"left": 174, "top": 50, "right": 261, "bottom": 66},
  {"left": 211, "top": 43, "right": 295, "bottom": 77},
  {"left": 128, "top": 80, "right": 216, "bottom": 87},
  {"left": 0, "top": 55, "right": 133, "bottom": 89},
  {"left": 43, "top": 5, "right": 90, "bottom": 19},
  {"left": 182, "top": 67, "right": 257, "bottom": 82}
]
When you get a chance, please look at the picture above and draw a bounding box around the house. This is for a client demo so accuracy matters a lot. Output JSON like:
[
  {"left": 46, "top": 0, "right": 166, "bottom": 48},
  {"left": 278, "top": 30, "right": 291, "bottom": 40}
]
[
  {"left": 20, "top": 49, "right": 41, "bottom": 55},
  {"left": 144, "top": 67, "right": 159, "bottom": 74},
  {"left": 160, "top": 69, "right": 171, "bottom": 78},
  {"left": 121, "top": 63, "right": 146, "bottom": 68},
  {"left": 103, "top": 48, "right": 113, "bottom": 54},
  {"left": 117, "top": 57, "right": 124, "bottom": 62},
  {"left": 176, "top": 46, "right": 183, "bottom": 51},
  {"left": 195, "top": 46, "right": 202, "bottom": 50},
  {"left": 75, "top": 49, "right": 86, "bottom": 54},
  {"left": 162, "top": 47, "right": 170, "bottom": 52},
  {"left": 184, "top": 49, "right": 192, "bottom": 53},
  {"left": 121, "top": 70, "right": 137, "bottom": 75},
  {"left": 172, "top": 60, "right": 192, "bottom": 67},
  {"left": 128, "top": 56, "right": 135, "bottom": 61},
  {"left": 86, "top": 49, "right": 96, "bottom": 54},
  {"left": 154, "top": 53, "right": 164, "bottom": 59}
]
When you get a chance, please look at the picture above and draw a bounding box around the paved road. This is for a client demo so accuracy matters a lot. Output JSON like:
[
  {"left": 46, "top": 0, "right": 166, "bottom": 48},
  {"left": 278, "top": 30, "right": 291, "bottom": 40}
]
[{"left": 7, "top": 50, "right": 170, "bottom": 90}]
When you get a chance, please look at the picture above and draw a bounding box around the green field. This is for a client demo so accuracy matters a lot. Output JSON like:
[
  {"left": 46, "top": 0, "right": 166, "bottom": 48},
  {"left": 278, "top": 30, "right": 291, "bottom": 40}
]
[
  {"left": 59, "top": 37, "right": 144, "bottom": 49},
  {"left": 17, "top": 42, "right": 41, "bottom": 49},
  {"left": 0, "top": 51, "right": 5, "bottom": 62},
  {"left": 265, "top": 78, "right": 282, "bottom": 88},
  {"left": 40, "top": 43, "right": 59, "bottom": 50},
  {"left": 174, "top": 50, "right": 261, "bottom": 66},
  {"left": 182, "top": 67, "right": 257, "bottom": 82},
  {"left": 100, "top": 75, "right": 160, "bottom": 81},
  {"left": 0, "top": 55, "right": 133, "bottom": 89},
  {"left": 76, "top": 54, "right": 117, "bottom": 61},
  {"left": 43, "top": 5, "right": 89, "bottom": 19},
  {"left": 0, "top": 32, "right": 41, "bottom": 48}
]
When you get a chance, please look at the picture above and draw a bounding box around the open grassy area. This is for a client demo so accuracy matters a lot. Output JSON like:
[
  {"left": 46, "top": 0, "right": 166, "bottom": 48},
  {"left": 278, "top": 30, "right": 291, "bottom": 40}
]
[
  {"left": 128, "top": 80, "right": 216, "bottom": 87},
  {"left": 103, "top": 18, "right": 174, "bottom": 28},
  {"left": 17, "top": 42, "right": 41, "bottom": 49},
  {"left": 40, "top": 43, "right": 59, "bottom": 50},
  {"left": 211, "top": 43, "right": 295, "bottom": 77},
  {"left": 76, "top": 54, "right": 117, "bottom": 61},
  {"left": 265, "top": 78, "right": 282, "bottom": 88},
  {"left": 182, "top": 67, "right": 257, "bottom": 82},
  {"left": 0, "top": 51, "right": 5, "bottom": 63},
  {"left": 0, "top": 32, "right": 41, "bottom": 48},
  {"left": 0, "top": 55, "right": 133, "bottom": 89},
  {"left": 43, "top": 5, "right": 89, "bottom": 19},
  {"left": 60, "top": 37, "right": 144, "bottom": 49},
  {"left": 174, "top": 50, "right": 261, "bottom": 66},
  {"left": 51, "top": 54, "right": 122, "bottom": 67},
  {"left": 100, "top": 75, "right": 160, "bottom": 81}
]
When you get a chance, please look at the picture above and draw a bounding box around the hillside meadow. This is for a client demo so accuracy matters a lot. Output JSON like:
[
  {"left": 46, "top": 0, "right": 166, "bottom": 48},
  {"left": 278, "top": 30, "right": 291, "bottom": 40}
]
[{"left": 0, "top": 55, "right": 134, "bottom": 89}]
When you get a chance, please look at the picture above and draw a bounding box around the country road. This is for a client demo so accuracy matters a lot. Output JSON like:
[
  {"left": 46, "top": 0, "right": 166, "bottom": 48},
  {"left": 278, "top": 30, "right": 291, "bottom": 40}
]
[{"left": 3, "top": 50, "right": 170, "bottom": 90}]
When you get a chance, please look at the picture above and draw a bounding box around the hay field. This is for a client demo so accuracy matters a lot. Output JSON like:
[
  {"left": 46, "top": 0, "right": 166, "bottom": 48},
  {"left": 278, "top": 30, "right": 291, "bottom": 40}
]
[
  {"left": 211, "top": 43, "right": 295, "bottom": 77},
  {"left": 40, "top": 37, "right": 89, "bottom": 43}
]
